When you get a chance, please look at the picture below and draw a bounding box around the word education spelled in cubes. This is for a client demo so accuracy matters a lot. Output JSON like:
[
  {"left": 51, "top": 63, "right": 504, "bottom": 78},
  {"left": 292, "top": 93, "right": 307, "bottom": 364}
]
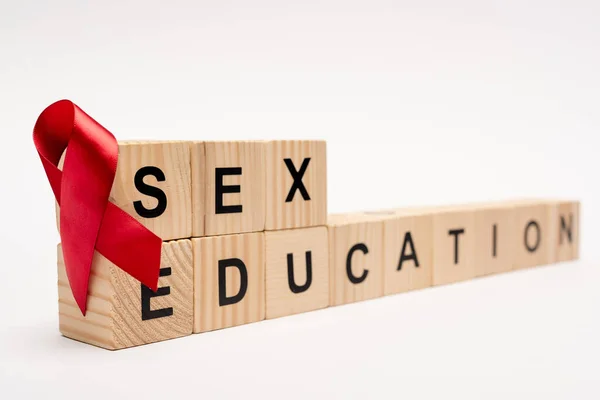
[{"left": 54, "top": 140, "right": 580, "bottom": 350}]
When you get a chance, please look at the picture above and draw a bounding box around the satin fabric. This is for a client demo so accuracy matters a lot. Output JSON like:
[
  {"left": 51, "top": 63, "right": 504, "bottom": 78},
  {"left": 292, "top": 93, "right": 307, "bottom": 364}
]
[{"left": 33, "top": 100, "right": 161, "bottom": 315}]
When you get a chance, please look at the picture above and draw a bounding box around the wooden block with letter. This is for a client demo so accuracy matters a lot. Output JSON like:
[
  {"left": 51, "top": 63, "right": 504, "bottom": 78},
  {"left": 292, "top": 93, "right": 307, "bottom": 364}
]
[
  {"left": 553, "top": 200, "right": 580, "bottom": 262},
  {"left": 57, "top": 239, "right": 194, "bottom": 350},
  {"left": 513, "top": 200, "right": 554, "bottom": 269},
  {"left": 474, "top": 203, "right": 516, "bottom": 276},
  {"left": 265, "top": 226, "right": 329, "bottom": 319},
  {"left": 57, "top": 141, "right": 192, "bottom": 241},
  {"left": 432, "top": 206, "right": 476, "bottom": 285},
  {"left": 328, "top": 213, "right": 385, "bottom": 306},
  {"left": 382, "top": 209, "right": 434, "bottom": 295},
  {"left": 265, "top": 140, "right": 327, "bottom": 230},
  {"left": 192, "top": 232, "right": 265, "bottom": 333},
  {"left": 193, "top": 141, "right": 266, "bottom": 237}
]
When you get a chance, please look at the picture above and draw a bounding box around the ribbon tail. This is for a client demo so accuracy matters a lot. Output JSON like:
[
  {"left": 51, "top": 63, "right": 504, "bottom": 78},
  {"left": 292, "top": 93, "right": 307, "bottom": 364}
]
[{"left": 96, "top": 203, "right": 162, "bottom": 291}]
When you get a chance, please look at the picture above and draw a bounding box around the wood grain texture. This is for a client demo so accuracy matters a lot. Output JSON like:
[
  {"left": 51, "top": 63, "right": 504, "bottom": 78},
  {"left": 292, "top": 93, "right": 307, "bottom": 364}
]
[
  {"left": 554, "top": 200, "right": 580, "bottom": 262},
  {"left": 56, "top": 141, "right": 192, "bottom": 241},
  {"left": 57, "top": 239, "right": 194, "bottom": 350},
  {"left": 265, "top": 227, "right": 329, "bottom": 319},
  {"left": 432, "top": 207, "right": 476, "bottom": 286},
  {"left": 383, "top": 209, "right": 433, "bottom": 296},
  {"left": 474, "top": 204, "right": 516, "bottom": 276},
  {"left": 513, "top": 201, "right": 554, "bottom": 269},
  {"left": 190, "top": 141, "right": 206, "bottom": 237},
  {"left": 265, "top": 140, "right": 327, "bottom": 230},
  {"left": 328, "top": 213, "right": 385, "bottom": 306},
  {"left": 112, "top": 141, "right": 192, "bottom": 241},
  {"left": 203, "top": 141, "right": 266, "bottom": 236},
  {"left": 193, "top": 232, "right": 265, "bottom": 333}
]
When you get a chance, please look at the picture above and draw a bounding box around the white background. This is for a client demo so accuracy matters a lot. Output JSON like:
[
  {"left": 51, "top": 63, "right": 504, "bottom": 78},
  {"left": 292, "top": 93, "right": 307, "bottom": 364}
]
[{"left": 1, "top": 1, "right": 599, "bottom": 398}]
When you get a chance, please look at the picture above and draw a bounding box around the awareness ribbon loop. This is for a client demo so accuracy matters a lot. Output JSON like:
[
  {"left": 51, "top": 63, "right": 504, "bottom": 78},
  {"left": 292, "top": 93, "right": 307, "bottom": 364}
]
[{"left": 33, "top": 100, "right": 162, "bottom": 315}]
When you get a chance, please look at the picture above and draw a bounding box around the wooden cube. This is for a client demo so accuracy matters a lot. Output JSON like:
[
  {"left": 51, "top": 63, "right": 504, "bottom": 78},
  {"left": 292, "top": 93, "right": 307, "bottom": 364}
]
[
  {"left": 193, "top": 141, "right": 266, "bottom": 237},
  {"left": 57, "top": 141, "right": 192, "bottom": 241},
  {"left": 265, "top": 140, "right": 327, "bottom": 230},
  {"left": 513, "top": 201, "right": 554, "bottom": 269},
  {"left": 192, "top": 232, "right": 265, "bottom": 333},
  {"left": 553, "top": 200, "right": 580, "bottom": 262},
  {"left": 383, "top": 209, "right": 434, "bottom": 295},
  {"left": 265, "top": 227, "right": 329, "bottom": 319},
  {"left": 432, "top": 206, "right": 476, "bottom": 286},
  {"left": 108, "top": 141, "right": 192, "bottom": 240},
  {"left": 328, "top": 214, "right": 385, "bottom": 306},
  {"left": 57, "top": 239, "right": 193, "bottom": 350},
  {"left": 474, "top": 204, "right": 516, "bottom": 276}
]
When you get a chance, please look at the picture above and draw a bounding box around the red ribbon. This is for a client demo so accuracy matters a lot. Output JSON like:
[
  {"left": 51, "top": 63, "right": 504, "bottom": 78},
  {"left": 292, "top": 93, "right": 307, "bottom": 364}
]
[{"left": 33, "top": 100, "right": 162, "bottom": 315}]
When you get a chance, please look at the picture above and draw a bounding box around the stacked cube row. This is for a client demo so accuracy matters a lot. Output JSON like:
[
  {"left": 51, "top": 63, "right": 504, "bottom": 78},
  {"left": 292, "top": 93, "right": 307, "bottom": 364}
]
[{"left": 55, "top": 140, "right": 579, "bottom": 350}]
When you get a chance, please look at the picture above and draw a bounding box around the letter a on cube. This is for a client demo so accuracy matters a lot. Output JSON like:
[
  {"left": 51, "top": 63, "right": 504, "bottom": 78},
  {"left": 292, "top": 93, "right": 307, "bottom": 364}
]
[{"left": 383, "top": 209, "right": 433, "bottom": 295}]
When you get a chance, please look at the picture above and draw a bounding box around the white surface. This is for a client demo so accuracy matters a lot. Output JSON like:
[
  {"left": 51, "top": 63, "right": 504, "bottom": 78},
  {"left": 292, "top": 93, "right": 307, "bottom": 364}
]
[
  {"left": 3, "top": 261, "right": 600, "bottom": 399},
  {"left": 1, "top": 1, "right": 599, "bottom": 398}
]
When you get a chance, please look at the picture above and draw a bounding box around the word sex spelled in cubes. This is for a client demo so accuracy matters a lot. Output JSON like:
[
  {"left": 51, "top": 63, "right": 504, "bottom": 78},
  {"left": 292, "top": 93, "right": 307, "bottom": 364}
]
[{"left": 54, "top": 140, "right": 580, "bottom": 349}]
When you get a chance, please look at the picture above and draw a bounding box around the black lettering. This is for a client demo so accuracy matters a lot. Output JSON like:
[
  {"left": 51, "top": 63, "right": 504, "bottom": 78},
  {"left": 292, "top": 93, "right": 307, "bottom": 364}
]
[
  {"left": 287, "top": 252, "right": 313, "bottom": 294},
  {"left": 346, "top": 243, "right": 369, "bottom": 284},
  {"left": 133, "top": 166, "right": 167, "bottom": 218},
  {"left": 284, "top": 158, "right": 311, "bottom": 202},
  {"left": 448, "top": 229, "right": 465, "bottom": 265},
  {"left": 141, "top": 267, "right": 173, "bottom": 321},
  {"left": 492, "top": 224, "right": 497, "bottom": 258},
  {"left": 218, "top": 258, "right": 248, "bottom": 306},
  {"left": 215, "top": 167, "right": 243, "bottom": 214},
  {"left": 398, "top": 232, "right": 419, "bottom": 270},
  {"left": 560, "top": 214, "right": 573, "bottom": 245},
  {"left": 524, "top": 220, "right": 541, "bottom": 253}
]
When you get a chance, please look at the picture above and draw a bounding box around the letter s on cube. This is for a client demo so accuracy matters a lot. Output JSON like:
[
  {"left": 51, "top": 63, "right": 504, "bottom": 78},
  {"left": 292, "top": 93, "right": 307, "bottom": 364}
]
[{"left": 56, "top": 141, "right": 192, "bottom": 241}]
